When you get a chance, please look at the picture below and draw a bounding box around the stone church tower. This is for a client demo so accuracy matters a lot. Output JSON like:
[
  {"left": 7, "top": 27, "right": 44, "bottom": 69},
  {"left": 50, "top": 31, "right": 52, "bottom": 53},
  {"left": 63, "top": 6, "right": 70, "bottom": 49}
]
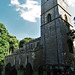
[
  {"left": 5, "top": 0, "right": 75, "bottom": 69},
  {"left": 41, "top": 0, "right": 74, "bottom": 66}
]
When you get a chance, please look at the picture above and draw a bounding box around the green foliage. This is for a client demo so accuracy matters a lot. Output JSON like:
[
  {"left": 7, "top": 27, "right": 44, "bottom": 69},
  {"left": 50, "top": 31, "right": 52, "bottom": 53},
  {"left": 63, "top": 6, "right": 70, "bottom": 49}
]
[
  {"left": 8, "top": 35, "right": 19, "bottom": 52},
  {"left": 0, "top": 23, "right": 10, "bottom": 61},
  {"left": 0, "top": 23, "right": 34, "bottom": 62},
  {"left": 0, "top": 23, "right": 19, "bottom": 62},
  {"left": 19, "top": 38, "right": 34, "bottom": 48}
]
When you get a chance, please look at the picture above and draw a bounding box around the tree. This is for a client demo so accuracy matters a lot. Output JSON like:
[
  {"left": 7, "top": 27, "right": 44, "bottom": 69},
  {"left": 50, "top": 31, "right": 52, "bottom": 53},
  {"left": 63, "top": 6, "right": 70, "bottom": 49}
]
[
  {"left": 0, "top": 23, "right": 9, "bottom": 61},
  {"left": 0, "top": 23, "right": 19, "bottom": 62},
  {"left": 19, "top": 38, "right": 34, "bottom": 48},
  {"left": 8, "top": 35, "right": 19, "bottom": 53},
  {"left": 0, "top": 23, "right": 34, "bottom": 62}
]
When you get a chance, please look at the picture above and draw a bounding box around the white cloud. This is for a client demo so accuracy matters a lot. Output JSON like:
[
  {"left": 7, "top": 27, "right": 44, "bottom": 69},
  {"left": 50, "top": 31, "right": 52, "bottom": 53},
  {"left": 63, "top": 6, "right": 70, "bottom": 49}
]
[
  {"left": 16, "top": 8, "right": 20, "bottom": 11},
  {"left": 67, "top": 0, "right": 75, "bottom": 7},
  {"left": 9, "top": 0, "right": 20, "bottom": 6},
  {"left": 9, "top": 0, "right": 75, "bottom": 22},
  {"left": 9, "top": 0, "right": 41, "bottom": 22}
]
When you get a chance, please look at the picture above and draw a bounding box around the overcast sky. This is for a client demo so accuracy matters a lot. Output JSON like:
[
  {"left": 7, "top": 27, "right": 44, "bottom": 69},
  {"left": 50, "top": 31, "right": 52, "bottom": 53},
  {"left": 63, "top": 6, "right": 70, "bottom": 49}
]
[{"left": 0, "top": 0, "right": 75, "bottom": 40}]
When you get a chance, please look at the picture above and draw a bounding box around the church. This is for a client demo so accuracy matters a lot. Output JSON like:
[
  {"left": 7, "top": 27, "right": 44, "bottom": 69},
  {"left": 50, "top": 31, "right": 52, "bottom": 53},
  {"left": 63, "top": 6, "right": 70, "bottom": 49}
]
[{"left": 5, "top": 0, "right": 75, "bottom": 70}]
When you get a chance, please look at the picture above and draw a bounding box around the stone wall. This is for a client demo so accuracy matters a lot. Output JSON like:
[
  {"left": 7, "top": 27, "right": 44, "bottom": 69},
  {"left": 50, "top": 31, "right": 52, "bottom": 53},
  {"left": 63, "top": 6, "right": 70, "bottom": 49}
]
[
  {"left": 5, "top": 38, "right": 43, "bottom": 70},
  {"left": 41, "top": 0, "right": 74, "bottom": 66}
]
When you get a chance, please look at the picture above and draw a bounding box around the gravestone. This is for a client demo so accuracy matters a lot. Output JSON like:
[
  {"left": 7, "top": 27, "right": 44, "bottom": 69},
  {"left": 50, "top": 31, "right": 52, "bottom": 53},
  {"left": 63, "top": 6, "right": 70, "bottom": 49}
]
[
  {"left": 38, "top": 65, "right": 43, "bottom": 75},
  {"left": 47, "top": 66, "right": 51, "bottom": 75},
  {"left": 0, "top": 64, "right": 3, "bottom": 75},
  {"left": 9, "top": 65, "right": 17, "bottom": 75},
  {"left": 5, "top": 63, "right": 11, "bottom": 75},
  {"left": 26, "top": 63, "right": 33, "bottom": 75},
  {"left": 53, "top": 67, "right": 58, "bottom": 75},
  {"left": 58, "top": 69, "right": 62, "bottom": 75},
  {"left": 23, "top": 68, "right": 26, "bottom": 75}
]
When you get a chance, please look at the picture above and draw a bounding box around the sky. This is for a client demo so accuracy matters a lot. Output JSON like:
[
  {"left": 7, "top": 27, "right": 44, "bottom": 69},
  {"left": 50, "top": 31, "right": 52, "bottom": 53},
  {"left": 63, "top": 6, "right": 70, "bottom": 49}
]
[{"left": 0, "top": 0, "right": 75, "bottom": 40}]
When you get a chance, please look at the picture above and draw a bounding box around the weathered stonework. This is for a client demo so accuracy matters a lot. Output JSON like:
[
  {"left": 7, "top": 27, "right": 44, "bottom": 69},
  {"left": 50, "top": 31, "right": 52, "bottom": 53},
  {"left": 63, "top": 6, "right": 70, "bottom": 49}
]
[
  {"left": 5, "top": 0, "right": 75, "bottom": 70},
  {"left": 41, "top": 0, "right": 74, "bottom": 66},
  {"left": 5, "top": 38, "right": 43, "bottom": 69}
]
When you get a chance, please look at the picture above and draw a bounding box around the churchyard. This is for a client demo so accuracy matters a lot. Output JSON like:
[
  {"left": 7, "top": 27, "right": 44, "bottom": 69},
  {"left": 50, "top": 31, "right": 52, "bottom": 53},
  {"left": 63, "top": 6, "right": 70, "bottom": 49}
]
[{"left": 0, "top": 63, "right": 75, "bottom": 75}]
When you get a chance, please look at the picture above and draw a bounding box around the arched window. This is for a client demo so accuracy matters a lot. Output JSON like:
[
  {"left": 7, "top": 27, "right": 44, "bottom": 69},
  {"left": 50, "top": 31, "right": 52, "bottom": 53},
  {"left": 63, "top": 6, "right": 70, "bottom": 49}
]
[
  {"left": 27, "top": 56, "right": 29, "bottom": 64},
  {"left": 47, "top": 14, "right": 51, "bottom": 23},
  {"left": 67, "top": 39, "right": 73, "bottom": 53},
  {"left": 31, "top": 44, "right": 33, "bottom": 49},
  {"left": 65, "top": 15, "right": 68, "bottom": 22},
  {"left": 37, "top": 42, "right": 40, "bottom": 46}
]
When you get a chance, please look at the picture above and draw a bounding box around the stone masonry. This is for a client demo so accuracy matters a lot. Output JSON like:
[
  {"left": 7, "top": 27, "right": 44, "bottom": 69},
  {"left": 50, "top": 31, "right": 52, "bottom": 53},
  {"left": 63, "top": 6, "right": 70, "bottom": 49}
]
[{"left": 5, "top": 0, "right": 75, "bottom": 70}]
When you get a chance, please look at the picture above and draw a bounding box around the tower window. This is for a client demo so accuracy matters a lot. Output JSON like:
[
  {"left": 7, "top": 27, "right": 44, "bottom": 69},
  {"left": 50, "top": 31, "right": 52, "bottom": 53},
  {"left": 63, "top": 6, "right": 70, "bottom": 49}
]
[
  {"left": 47, "top": 14, "right": 51, "bottom": 23},
  {"left": 37, "top": 42, "right": 40, "bottom": 46},
  {"left": 65, "top": 15, "right": 68, "bottom": 22},
  {"left": 67, "top": 39, "right": 73, "bottom": 53},
  {"left": 31, "top": 44, "right": 33, "bottom": 49},
  {"left": 27, "top": 56, "right": 29, "bottom": 63}
]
